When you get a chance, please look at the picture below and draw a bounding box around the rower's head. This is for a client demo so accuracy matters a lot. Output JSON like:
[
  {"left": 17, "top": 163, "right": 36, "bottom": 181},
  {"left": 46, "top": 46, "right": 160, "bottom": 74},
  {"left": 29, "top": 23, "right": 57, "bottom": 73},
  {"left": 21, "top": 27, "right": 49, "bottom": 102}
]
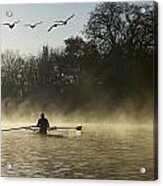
[{"left": 41, "top": 113, "right": 45, "bottom": 119}]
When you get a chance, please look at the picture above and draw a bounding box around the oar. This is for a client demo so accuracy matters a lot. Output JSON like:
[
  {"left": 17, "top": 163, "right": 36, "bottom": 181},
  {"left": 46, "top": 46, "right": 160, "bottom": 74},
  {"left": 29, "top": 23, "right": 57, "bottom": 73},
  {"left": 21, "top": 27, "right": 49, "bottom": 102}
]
[
  {"left": 2, "top": 127, "right": 25, "bottom": 131},
  {"left": 1, "top": 125, "right": 38, "bottom": 132},
  {"left": 49, "top": 126, "right": 82, "bottom": 131}
]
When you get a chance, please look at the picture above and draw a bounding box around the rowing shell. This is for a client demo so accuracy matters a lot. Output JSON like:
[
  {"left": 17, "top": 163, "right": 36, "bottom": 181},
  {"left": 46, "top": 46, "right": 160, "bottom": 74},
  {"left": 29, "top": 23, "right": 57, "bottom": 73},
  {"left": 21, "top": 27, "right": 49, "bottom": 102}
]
[{"left": 2, "top": 125, "right": 82, "bottom": 132}]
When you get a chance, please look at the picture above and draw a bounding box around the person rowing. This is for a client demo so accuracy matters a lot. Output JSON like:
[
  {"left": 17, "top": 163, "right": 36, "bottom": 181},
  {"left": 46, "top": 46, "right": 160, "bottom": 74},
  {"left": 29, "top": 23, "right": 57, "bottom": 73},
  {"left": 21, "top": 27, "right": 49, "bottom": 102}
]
[
  {"left": 2, "top": 114, "right": 82, "bottom": 133},
  {"left": 37, "top": 113, "right": 50, "bottom": 134}
]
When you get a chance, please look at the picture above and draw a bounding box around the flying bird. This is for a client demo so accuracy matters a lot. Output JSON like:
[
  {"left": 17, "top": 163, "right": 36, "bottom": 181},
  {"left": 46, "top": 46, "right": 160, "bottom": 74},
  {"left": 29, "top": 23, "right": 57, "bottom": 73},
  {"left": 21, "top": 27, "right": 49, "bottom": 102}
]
[
  {"left": 2, "top": 20, "right": 20, "bottom": 29},
  {"left": 47, "top": 23, "right": 63, "bottom": 32},
  {"left": 24, "top": 21, "right": 43, "bottom": 29},
  {"left": 53, "top": 14, "right": 75, "bottom": 25}
]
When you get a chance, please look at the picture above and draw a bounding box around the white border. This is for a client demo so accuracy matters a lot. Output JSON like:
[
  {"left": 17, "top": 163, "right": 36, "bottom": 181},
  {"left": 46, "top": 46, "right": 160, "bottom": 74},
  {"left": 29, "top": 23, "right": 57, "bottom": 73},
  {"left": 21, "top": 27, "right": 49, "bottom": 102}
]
[{"left": 0, "top": 0, "right": 162, "bottom": 185}]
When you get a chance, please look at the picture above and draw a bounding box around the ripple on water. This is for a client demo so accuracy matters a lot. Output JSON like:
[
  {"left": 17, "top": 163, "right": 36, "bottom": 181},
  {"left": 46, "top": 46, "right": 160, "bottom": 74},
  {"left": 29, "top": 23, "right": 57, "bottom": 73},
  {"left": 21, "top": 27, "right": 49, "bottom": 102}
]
[{"left": 1, "top": 124, "right": 155, "bottom": 180}]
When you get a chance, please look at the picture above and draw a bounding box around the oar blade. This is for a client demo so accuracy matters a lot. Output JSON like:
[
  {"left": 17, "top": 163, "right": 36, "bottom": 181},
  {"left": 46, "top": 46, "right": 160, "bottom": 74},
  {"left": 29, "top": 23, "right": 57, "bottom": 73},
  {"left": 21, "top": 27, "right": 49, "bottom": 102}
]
[{"left": 76, "top": 126, "right": 82, "bottom": 131}]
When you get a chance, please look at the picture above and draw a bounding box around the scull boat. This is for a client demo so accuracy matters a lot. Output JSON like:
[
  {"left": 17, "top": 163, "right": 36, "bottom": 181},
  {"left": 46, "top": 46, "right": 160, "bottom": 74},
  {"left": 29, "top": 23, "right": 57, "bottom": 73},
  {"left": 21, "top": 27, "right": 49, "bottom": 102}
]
[{"left": 1, "top": 125, "right": 82, "bottom": 133}]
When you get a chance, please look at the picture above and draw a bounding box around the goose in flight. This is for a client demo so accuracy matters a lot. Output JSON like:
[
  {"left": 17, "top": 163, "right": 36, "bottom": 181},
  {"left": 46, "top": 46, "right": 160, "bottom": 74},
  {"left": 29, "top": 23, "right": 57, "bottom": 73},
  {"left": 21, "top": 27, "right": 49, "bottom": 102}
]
[
  {"left": 2, "top": 20, "right": 20, "bottom": 29},
  {"left": 47, "top": 23, "right": 63, "bottom": 32},
  {"left": 53, "top": 14, "right": 75, "bottom": 25},
  {"left": 24, "top": 21, "right": 43, "bottom": 29}
]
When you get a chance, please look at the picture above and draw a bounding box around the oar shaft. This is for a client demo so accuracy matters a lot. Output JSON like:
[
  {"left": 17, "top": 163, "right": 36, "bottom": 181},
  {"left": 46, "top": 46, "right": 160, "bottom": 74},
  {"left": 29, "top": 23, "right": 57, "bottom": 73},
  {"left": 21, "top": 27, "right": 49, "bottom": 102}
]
[
  {"left": 49, "top": 126, "right": 82, "bottom": 131},
  {"left": 1, "top": 126, "right": 38, "bottom": 132},
  {"left": 56, "top": 127, "right": 76, "bottom": 129},
  {"left": 2, "top": 127, "right": 26, "bottom": 131}
]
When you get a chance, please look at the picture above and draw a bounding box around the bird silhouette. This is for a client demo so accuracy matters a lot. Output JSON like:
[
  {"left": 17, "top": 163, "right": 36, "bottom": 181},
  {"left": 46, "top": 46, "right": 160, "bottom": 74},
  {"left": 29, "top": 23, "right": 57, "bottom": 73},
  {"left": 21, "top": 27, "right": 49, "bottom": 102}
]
[
  {"left": 53, "top": 14, "right": 75, "bottom": 25},
  {"left": 47, "top": 23, "right": 63, "bottom": 32},
  {"left": 2, "top": 20, "right": 20, "bottom": 29},
  {"left": 24, "top": 21, "right": 43, "bottom": 29}
]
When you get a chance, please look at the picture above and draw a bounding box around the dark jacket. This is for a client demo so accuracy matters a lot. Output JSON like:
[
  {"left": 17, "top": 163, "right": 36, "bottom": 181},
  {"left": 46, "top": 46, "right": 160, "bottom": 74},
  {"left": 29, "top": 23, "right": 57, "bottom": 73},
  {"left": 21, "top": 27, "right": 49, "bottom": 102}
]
[{"left": 37, "top": 118, "right": 49, "bottom": 134}]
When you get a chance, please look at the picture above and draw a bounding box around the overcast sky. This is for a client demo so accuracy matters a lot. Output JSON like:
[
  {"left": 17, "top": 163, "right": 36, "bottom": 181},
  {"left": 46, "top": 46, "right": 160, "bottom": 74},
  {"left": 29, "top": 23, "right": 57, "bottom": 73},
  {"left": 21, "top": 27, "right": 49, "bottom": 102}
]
[{"left": 0, "top": 3, "right": 96, "bottom": 55}]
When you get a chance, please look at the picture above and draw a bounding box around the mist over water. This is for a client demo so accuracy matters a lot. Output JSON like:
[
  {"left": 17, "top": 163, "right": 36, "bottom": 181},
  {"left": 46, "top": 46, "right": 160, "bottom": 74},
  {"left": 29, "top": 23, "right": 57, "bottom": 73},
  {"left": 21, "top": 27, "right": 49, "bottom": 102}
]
[
  {"left": 1, "top": 66, "right": 156, "bottom": 180},
  {"left": 1, "top": 95, "right": 154, "bottom": 129}
]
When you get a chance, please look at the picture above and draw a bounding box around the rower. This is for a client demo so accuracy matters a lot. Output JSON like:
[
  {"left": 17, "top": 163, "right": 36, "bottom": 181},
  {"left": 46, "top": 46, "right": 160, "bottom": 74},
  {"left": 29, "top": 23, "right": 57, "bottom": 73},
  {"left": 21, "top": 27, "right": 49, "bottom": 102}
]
[{"left": 37, "top": 113, "right": 50, "bottom": 134}]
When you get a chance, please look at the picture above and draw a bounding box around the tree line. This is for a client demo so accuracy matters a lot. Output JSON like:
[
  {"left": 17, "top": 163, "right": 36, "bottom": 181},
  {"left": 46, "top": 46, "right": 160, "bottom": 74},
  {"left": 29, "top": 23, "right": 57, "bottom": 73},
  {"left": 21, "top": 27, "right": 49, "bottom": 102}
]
[{"left": 1, "top": 2, "right": 157, "bottom": 112}]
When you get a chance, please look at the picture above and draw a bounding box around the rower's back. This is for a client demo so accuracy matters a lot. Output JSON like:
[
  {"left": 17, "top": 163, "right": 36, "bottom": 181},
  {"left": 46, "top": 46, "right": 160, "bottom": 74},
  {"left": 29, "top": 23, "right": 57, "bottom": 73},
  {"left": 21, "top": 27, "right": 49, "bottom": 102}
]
[{"left": 37, "top": 113, "right": 50, "bottom": 134}]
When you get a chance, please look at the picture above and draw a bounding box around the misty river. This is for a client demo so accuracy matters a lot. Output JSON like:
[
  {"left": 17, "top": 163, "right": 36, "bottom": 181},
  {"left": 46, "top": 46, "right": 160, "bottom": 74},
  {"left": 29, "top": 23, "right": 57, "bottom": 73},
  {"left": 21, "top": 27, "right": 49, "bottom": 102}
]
[{"left": 1, "top": 123, "right": 154, "bottom": 180}]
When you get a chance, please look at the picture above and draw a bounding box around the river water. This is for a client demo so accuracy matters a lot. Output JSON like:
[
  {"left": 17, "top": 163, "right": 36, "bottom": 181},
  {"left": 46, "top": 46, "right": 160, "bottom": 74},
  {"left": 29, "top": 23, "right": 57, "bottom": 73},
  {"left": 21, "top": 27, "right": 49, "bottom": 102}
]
[{"left": 1, "top": 123, "right": 155, "bottom": 180}]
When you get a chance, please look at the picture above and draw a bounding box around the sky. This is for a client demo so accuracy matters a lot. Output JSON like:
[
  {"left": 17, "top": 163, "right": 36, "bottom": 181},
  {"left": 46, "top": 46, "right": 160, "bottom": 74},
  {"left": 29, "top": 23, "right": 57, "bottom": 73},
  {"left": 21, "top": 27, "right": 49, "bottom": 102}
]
[{"left": 0, "top": 3, "right": 96, "bottom": 55}]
